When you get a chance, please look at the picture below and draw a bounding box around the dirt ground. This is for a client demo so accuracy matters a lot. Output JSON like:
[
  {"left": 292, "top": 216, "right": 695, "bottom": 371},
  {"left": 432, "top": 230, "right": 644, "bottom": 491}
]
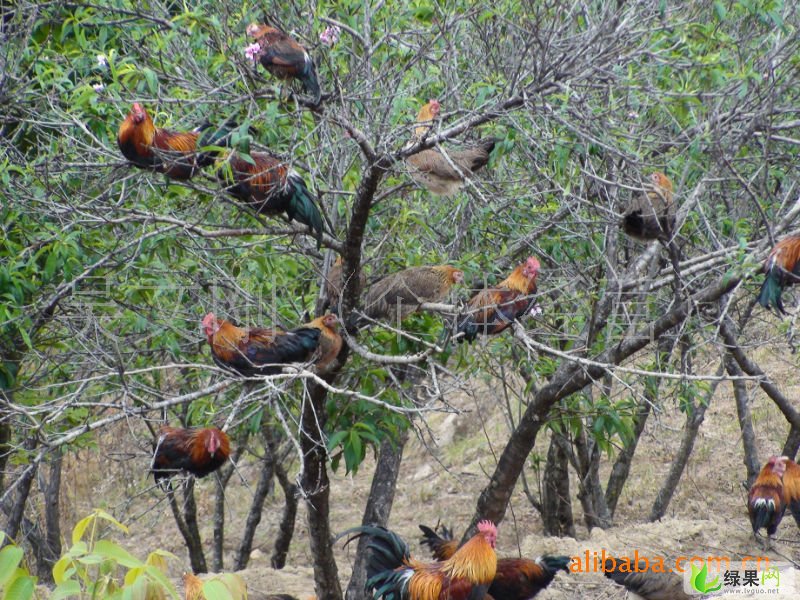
[{"left": 53, "top": 335, "right": 800, "bottom": 599}]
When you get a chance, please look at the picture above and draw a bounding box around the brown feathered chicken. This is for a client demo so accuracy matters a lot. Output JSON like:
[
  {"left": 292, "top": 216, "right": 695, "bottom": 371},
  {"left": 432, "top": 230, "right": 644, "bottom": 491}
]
[
  {"left": 419, "top": 524, "right": 570, "bottom": 600},
  {"left": 622, "top": 172, "right": 676, "bottom": 241},
  {"left": 361, "top": 265, "right": 464, "bottom": 323},
  {"left": 217, "top": 151, "right": 324, "bottom": 247},
  {"left": 151, "top": 427, "right": 230, "bottom": 487},
  {"left": 405, "top": 99, "right": 497, "bottom": 196},
  {"left": 748, "top": 455, "right": 787, "bottom": 549},
  {"left": 343, "top": 520, "right": 498, "bottom": 600},
  {"left": 246, "top": 23, "right": 321, "bottom": 104},
  {"left": 117, "top": 103, "right": 223, "bottom": 180},
  {"left": 757, "top": 235, "right": 800, "bottom": 314},
  {"left": 183, "top": 572, "right": 247, "bottom": 600},
  {"left": 782, "top": 457, "right": 800, "bottom": 529},
  {"left": 202, "top": 312, "right": 340, "bottom": 376},
  {"left": 603, "top": 558, "right": 690, "bottom": 600},
  {"left": 457, "top": 257, "right": 540, "bottom": 343},
  {"left": 323, "top": 256, "right": 366, "bottom": 313}
]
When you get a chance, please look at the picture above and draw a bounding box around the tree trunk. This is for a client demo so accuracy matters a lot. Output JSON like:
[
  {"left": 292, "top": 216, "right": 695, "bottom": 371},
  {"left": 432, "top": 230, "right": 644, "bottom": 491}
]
[
  {"left": 166, "top": 480, "right": 207, "bottom": 573},
  {"left": 726, "top": 355, "right": 760, "bottom": 486},
  {"left": 301, "top": 381, "right": 342, "bottom": 600},
  {"left": 605, "top": 400, "right": 651, "bottom": 517},
  {"left": 271, "top": 457, "right": 298, "bottom": 570},
  {"left": 212, "top": 433, "right": 247, "bottom": 572},
  {"left": 540, "top": 434, "right": 574, "bottom": 537},
  {"left": 234, "top": 432, "right": 276, "bottom": 571},
  {"left": 345, "top": 432, "right": 409, "bottom": 600},
  {"left": 5, "top": 437, "right": 38, "bottom": 543},
  {"left": 572, "top": 427, "right": 611, "bottom": 530},
  {"left": 38, "top": 450, "right": 62, "bottom": 581},
  {"left": 783, "top": 425, "right": 800, "bottom": 462}
]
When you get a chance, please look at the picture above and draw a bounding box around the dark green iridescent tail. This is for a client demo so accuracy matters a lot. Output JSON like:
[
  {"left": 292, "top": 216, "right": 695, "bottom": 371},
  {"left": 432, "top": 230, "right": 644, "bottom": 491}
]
[
  {"left": 758, "top": 269, "right": 786, "bottom": 314},
  {"left": 287, "top": 173, "right": 324, "bottom": 248}
]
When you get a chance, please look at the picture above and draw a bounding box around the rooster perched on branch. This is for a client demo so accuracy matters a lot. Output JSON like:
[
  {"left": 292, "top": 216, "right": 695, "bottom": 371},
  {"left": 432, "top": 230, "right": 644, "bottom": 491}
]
[
  {"left": 117, "top": 103, "right": 226, "bottom": 180},
  {"left": 757, "top": 235, "right": 800, "bottom": 314},
  {"left": 217, "top": 151, "right": 325, "bottom": 248},
  {"left": 405, "top": 99, "right": 498, "bottom": 196},
  {"left": 202, "top": 312, "right": 341, "bottom": 376},
  {"left": 342, "top": 520, "right": 497, "bottom": 600},
  {"left": 151, "top": 426, "right": 230, "bottom": 488},
  {"left": 419, "top": 523, "right": 570, "bottom": 599},
  {"left": 457, "top": 257, "right": 540, "bottom": 343},
  {"left": 246, "top": 22, "right": 321, "bottom": 105},
  {"left": 621, "top": 172, "right": 676, "bottom": 242},
  {"left": 748, "top": 455, "right": 787, "bottom": 549},
  {"left": 361, "top": 265, "right": 464, "bottom": 323}
]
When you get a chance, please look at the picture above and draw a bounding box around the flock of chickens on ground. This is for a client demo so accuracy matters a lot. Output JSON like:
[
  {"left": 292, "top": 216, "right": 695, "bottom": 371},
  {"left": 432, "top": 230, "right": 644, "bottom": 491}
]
[{"left": 113, "top": 17, "right": 800, "bottom": 600}]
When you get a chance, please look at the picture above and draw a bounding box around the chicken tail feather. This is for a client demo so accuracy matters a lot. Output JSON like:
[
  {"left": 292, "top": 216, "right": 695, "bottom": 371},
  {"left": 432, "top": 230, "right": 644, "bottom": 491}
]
[
  {"left": 287, "top": 173, "right": 324, "bottom": 248},
  {"left": 758, "top": 269, "right": 786, "bottom": 314}
]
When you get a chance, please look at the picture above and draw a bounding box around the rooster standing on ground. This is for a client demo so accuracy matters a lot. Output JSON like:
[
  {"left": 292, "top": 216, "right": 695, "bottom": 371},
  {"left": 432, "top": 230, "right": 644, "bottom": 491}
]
[
  {"left": 343, "top": 520, "right": 497, "bottom": 600},
  {"left": 457, "top": 257, "right": 540, "bottom": 343},
  {"left": 748, "top": 455, "right": 787, "bottom": 549},
  {"left": 151, "top": 426, "right": 230, "bottom": 487},
  {"left": 405, "top": 100, "right": 498, "bottom": 196},
  {"left": 246, "top": 23, "right": 321, "bottom": 104},
  {"left": 419, "top": 524, "right": 570, "bottom": 599},
  {"left": 757, "top": 235, "right": 800, "bottom": 314}
]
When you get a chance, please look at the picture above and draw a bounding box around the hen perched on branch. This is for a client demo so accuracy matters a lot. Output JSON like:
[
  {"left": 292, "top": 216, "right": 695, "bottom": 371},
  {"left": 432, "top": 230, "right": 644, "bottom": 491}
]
[
  {"left": 151, "top": 426, "right": 230, "bottom": 488},
  {"left": 246, "top": 22, "right": 321, "bottom": 105},
  {"left": 361, "top": 265, "right": 463, "bottom": 323},
  {"left": 457, "top": 257, "right": 540, "bottom": 343},
  {"left": 757, "top": 234, "right": 800, "bottom": 314},
  {"left": 342, "top": 520, "right": 497, "bottom": 600},
  {"left": 323, "top": 256, "right": 366, "bottom": 314},
  {"left": 217, "top": 151, "right": 325, "bottom": 248},
  {"left": 405, "top": 99, "right": 498, "bottom": 196},
  {"left": 621, "top": 172, "right": 676, "bottom": 241},
  {"left": 202, "top": 312, "right": 340, "bottom": 376},
  {"left": 419, "top": 523, "right": 570, "bottom": 599}
]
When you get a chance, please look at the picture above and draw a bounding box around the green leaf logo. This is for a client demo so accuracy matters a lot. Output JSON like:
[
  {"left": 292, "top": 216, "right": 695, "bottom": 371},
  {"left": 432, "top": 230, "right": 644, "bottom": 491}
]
[{"left": 691, "top": 562, "right": 723, "bottom": 594}]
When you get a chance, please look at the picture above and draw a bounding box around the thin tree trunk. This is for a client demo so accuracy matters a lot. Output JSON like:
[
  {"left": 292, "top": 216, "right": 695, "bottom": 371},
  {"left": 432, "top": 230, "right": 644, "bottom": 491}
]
[
  {"left": 212, "top": 435, "right": 247, "bottom": 572},
  {"left": 38, "top": 450, "right": 62, "bottom": 581},
  {"left": 726, "top": 355, "right": 760, "bottom": 486},
  {"left": 5, "top": 437, "right": 38, "bottom": 542},
  {"left": 783, "top": 425, "right": 800, "bottom": 462},
  {"left": 345, "top": 432, "right": 409, "bottom": 600},
  {"left": 301, "top": 381, "right": 342, "bottom": 600},
  {"left": 166, "top": 480, "right": 207, "bottom": 573},
  {"left": 573, "top": 428, "right": 611, "bottom": 530},
  {"left": 271, "top": 457, "right": 298, "bottom": 570},
  {"left": 605, "top": 400, "right": 651, "bottom": 517},
  {"left": 234, "top": 434, "right": 276, "bottom": 571},
  {"left": 541, "top": 434, "right": 574, "bottom": 537}
]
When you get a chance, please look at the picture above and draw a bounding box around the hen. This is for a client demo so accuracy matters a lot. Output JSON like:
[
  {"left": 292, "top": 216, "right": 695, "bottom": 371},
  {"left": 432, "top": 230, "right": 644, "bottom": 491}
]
[
  {"left": 603, "top": 558, "right": 690, "bottom": 600},
  {"left": 406, "top": 100, "right": 497, "bottom": 196},
  {"left": 757, "top": 235, "right": 800, "bottom": 314},
  {"left": 457, "top": 257, "right": 540, "bottom": 343},
  {"left": 218, "top": 150, "right": 324, "bottom": 248},
  {"left": 419, "top": 523, "right": 570, "bottom": 599},
  {"left": 246, "top": 23, "right": 321, "bottom": 104},
  {"left": 748, "top": 455, "right": 787, "bottom": 549},
  {"left": 362, "top": 265, "right": 463, "bottom": 323},
  {"left": 621, "top": 172, "right": 676, "bottom": 242},
  {"left": 202, "top": 312, "right": 340, "bottom": 375},
  {"left": 151, "top": 426, "right": 230, "bottom": 487},
  {"left": 343, "top": 520, "right": 497, "bottom": 600},
  {"left": 323, "top": 256, "right": 366, "bottom": 313},
  {"left": 117, "top": 103, "right": 225, "bottom": 180}
]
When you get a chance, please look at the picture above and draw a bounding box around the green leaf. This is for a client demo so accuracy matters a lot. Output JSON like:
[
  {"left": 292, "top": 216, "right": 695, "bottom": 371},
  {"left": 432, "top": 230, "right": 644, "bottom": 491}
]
[
  {"left": 3, "top": 573, "right": 35, "bottom": 600},
  {"left": 93, "top": 540, "right": 144, "bottom": 569},
  {"left": 50, "top": 580, "right": 83, "bottom": 600},
  {"left": 713, "top": 0, "right": 727, "bottom": 20},
  {"left": 0, "top": 546, "right": 23, "bottom": 588},
  {"left": 142, "top": 68, "right": 158, "bottom": 95},
  {"left": 202, "top": 579, "right": 234, "bottom": 600}
]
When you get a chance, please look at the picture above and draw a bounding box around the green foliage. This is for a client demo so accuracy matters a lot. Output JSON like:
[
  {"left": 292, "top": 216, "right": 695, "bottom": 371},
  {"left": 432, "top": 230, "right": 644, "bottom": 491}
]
[{"left": 0, "top": 533, "right": 37, "bottom": 600}]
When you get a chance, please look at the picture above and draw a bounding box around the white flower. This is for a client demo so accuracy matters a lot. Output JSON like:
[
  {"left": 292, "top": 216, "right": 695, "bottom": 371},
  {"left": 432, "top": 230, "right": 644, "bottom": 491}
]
[
  {"left": 97, "top": 54, "right": 108, "bottom": 68},
  {"left": 244, "top": 43, "right": 261, "bottom": 62},
  {"left": 320, "top": 25, "right": 341, "bottom": 47},
  {"left": 92, "top": 83, "right": 105, "bottom": 92}
]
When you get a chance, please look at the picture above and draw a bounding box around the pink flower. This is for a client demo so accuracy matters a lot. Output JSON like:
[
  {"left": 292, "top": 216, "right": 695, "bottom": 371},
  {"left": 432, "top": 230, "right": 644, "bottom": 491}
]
[
  {"left": 244, "top": 43, "right": 261, "bottom": 62},
  {"left": 320, "top": 25, "right": 341, "bottom": 47}
]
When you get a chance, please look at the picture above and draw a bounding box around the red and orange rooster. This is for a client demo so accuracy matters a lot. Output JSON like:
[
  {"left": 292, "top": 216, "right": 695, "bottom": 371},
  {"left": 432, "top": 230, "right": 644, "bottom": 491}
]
[
  {"left": 748, "top": 455, "right": 787, "bottom": 549},
  {"left": 217, "top": 151, "right": 325, "bottom": 248},
  {"left": 457, "top": 257, "right": 540, "bottom": 343},
  {"left": 202, "top": 312, "right": 340, "bottom": 376},
  {"left": 246, "top": 23, "right": 321, "bottom": 104},
  {"left": 782, "top": 457, "right": 800, "bottom": 529},
  {"left": 757, "top": 235, "right": 800, "bottom": 314},
  {"left": 151, "top": 426, "right": 230, "bottom": 487},
  {"left": 419, "top": 524, "right": 570, "bottom": 599},
  {"left": 405, "top": 100, "right": 497, "bottom": 196},
  {"left": 117, "top": 103, "right": 224, "bottom": 180},
  {"left": 343, "top": 520, "right": 498, "bottom": 600}
]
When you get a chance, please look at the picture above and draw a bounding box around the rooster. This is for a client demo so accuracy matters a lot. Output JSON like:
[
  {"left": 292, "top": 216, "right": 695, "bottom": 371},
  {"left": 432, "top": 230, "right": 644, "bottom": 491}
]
[
  {"left": 419, "top": 524, "right": 570, "bottom": 599},
  {"left": 323, "top": 256, "right": 366, "bottom": 313},
  {"left": 118, "top": 103, "right": 227, "bottom": 180},
  {"left": 748, "top": 455, "right": 787, "bottom": 549},
  {"left": 361, "top": 265, "right": 464, "bottom": 323},
  {"left": 246, "top": 23, "right": 321, "bottom": 104},
  {"left": 151, "top": 426, "right": 230, "bottom": 488},
  {"left": 621, "top": 172, "right": 675, "bottom": 242},
  {"left": 406, "top": 100, "right": 497, "bottom": 196},
  {"left": 343, "top": 520, "right": 497, "bottom": 600},
  {"left": 217, "top": 151, "right": 324, "bottom": 248},
  {"left": 757, "top": 235, "right": 800, "bottom": 314},
  {"left": 782, "top": 457, "right": 800, "bottom": 529},
  {"left": 202, "top": 312, "right": 340, "bottom": 376},
  {"left": 603, "top": 558, "right": 690, "bottom": 600},
  {"left": 457, "top": 257, "right": 540, "bottom": 343}
]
